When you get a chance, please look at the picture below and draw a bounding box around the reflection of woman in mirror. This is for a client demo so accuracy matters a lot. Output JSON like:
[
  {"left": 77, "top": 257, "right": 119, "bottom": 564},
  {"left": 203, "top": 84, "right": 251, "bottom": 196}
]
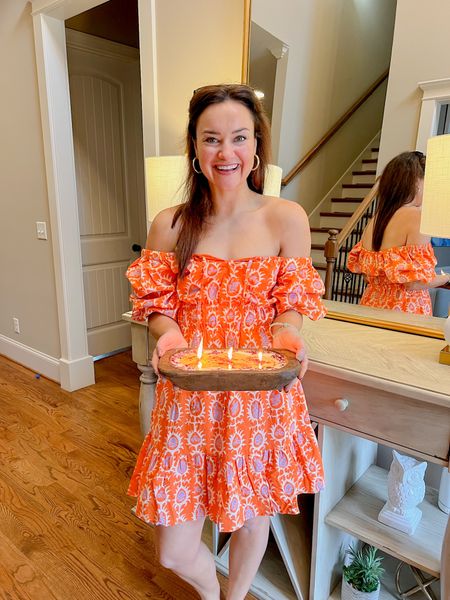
[
  {"left": 126, "top": 84, "right": 326, "bottom": 599},
  {"left": 348, "top": 151, "right": 450, "bottom": 315}
]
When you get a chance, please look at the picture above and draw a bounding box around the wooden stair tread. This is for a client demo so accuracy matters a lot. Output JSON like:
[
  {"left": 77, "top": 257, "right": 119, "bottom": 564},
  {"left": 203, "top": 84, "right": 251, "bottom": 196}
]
[
  {"left": 352, "top": 169, "right": 376, "bottom": 175},
  {"left": 342, "top": 183, "right": 373, "bottom": 188},
  {"left": 311, "top": 244, "right": 325, "bottom": 250},
  {"left": 331, "top": 198, "right": 363, "bottom": 203},
  {"left": 319, "top": 211, "right": 353, "bottom": 217},
  {"left": 362, "top": 158, "right": 377, "bottom": 164},
  {"left": 371, "top": 147, "right": 379, "bottom": 151}
]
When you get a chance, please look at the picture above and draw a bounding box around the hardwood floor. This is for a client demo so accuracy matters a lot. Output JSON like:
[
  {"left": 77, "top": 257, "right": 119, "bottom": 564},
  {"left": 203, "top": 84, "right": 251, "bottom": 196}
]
[{"left": 0, "top": 352, "right": 255, "bottom": 600}]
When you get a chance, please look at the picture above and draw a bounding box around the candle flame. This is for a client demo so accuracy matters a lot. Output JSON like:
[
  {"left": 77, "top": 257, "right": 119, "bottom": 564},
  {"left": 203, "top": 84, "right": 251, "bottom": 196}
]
[
  {"left": 197, "top": 361, "right": 202, "bottom": 370},
  {"left": 227, "top": 346, "right": 233, "bottom": 361},
  {"left": 197, "top": 336, "right": 203, "bottom": 360},
  {"left": 258, "top": 350, "right": 263, "bottom": 369}
]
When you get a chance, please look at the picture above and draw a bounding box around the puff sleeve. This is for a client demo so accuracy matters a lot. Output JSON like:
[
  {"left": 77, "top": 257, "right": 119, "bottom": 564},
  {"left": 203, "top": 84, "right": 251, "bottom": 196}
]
[
  {"left": 384, "top": 244, "right": 437, "bottom": 283},
  {"left": 126, "top": 250, "right": 179, "bottom": 321},
  {"left": 347, "top": 242, "right": 437, "bottom": 283},
  {"left": 347, "top": 242, "right": 363, "bottom": 273},
  {"left": 271, "top": 257, "right": 327, "bottom": 320}
]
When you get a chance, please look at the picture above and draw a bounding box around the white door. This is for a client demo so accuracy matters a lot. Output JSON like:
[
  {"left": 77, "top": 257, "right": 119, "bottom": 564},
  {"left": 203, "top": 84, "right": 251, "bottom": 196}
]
[{"left": 66, "top": 29, "right": 146, "bottom": 358}]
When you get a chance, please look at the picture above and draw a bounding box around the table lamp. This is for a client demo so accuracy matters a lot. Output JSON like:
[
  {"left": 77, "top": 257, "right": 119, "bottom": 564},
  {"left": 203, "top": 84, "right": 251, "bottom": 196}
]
[{"left": 420, "top": 133, "right": 450, "bottom": 365}]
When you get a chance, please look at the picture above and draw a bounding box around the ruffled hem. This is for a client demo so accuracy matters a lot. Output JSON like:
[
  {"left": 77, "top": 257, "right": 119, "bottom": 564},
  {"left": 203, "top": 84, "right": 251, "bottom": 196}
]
[
  {"left": 128, "top": 429, "right": 324, "bottom": 532},
  {"left": 347, "top": 241, "right": 437, "bottom": 283}
]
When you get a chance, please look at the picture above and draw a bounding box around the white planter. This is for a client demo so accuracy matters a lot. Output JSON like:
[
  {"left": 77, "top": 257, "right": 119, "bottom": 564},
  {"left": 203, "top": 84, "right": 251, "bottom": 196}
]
[{"left": 341, "top": 577, "right": 380, "bottom": 600}]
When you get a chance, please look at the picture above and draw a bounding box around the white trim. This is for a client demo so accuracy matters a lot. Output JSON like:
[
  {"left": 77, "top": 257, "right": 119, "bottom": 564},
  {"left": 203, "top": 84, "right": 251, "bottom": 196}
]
[
  {"left": 0, "top": 334, "right": 60, "bottom": 382},
  {"left": 31, "top": 0, "right": 109, "bottom": 19},
  {"left": 416, "top": 77, "right": 450, "bottom": 151},
  {"left": 138, "top": 0, "right": 159, "bottom": 157},
  {"left": 66, "top": 28, "right": 140, "bottom": 62}
]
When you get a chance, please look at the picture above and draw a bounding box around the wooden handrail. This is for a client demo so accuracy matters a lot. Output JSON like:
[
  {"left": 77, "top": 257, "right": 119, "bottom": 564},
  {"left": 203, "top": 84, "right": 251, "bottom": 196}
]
[{"left": 281, "top": 69, "right": 389, "bottom": 187}]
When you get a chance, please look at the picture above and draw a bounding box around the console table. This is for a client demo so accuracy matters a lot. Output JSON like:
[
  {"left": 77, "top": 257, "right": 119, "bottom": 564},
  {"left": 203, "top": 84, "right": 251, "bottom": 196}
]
[{"left": 122, "top": 311, "right": 449, "bottom": 600}]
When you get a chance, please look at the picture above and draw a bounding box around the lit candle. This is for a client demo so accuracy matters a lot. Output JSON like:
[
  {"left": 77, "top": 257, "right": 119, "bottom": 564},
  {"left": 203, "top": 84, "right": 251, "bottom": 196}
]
[
  {"left": 197, "top": 336, "right": 203, "bottom": 369},
  {"left": 258, "top": 350, "right": 263, "bottom": 369},
  {"left": 227, "top": 346, "right": 233, "bottom": 370}
]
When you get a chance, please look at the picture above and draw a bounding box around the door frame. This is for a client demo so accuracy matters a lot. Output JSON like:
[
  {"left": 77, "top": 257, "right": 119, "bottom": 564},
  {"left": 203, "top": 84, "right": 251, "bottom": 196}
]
[{"left": 31, "top": 0, "right": 158, "bottom": 390}]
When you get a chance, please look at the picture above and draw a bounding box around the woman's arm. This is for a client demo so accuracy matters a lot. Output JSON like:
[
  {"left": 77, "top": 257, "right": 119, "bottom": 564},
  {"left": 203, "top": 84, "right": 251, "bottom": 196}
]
[
  {"left": 271, "top": 201, "right": 311, "bottom": 380},
  {"left": 145, "top": 207, "right": 188, "bottom": 370},
  {"left": 405, "top": 271, "right": 450, "bottom": 290}
]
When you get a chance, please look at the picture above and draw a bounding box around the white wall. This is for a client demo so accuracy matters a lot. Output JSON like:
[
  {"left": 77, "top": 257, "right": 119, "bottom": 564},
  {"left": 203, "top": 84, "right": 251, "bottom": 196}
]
[
  {"left": 0, "top": 1, "right": 61, "bottom": 360},
  {"left": 0, "top": 0, "right": 244, "bottom": 380},
  {"left": 378, "top": 0, "right": 450, "bottom": 172},
  {"left": 251, "top": 0, "right": 396, "bottom": 214},
  {"left": 155, "top": 0, "right": 244, "bottom": 155}
]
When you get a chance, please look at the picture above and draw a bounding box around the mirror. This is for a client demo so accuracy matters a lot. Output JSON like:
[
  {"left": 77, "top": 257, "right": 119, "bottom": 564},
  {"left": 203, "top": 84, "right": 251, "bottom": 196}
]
[{"left": 246, "top": 1, "right": 448, "bottom": 339}]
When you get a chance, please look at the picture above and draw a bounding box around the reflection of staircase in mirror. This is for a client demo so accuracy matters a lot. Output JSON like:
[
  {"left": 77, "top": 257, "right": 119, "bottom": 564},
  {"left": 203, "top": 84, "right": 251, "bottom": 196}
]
[{"left": 311, "top": 142, "right": 379, "bottom": 283}]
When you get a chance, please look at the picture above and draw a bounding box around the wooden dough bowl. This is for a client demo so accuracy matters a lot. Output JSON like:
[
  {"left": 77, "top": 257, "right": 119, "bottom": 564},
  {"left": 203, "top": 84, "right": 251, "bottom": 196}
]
[{"left": 158, "top": 348, "right": 301, "bottom": 391}]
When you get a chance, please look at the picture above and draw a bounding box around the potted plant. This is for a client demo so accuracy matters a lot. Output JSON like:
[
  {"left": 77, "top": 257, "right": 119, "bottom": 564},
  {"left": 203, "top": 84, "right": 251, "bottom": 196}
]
[{"left": 341, "top": 545, "right": 384, "bottom": 600}]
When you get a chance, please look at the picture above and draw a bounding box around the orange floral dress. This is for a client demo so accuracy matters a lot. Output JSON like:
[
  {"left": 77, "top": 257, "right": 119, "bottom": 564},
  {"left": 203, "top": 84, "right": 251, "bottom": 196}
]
[
  {"left": 347, "top": 242, "right": 437, "bottom": 315},
  {"left": 127, "top": 250, "right": 326, "bottom": 532}
]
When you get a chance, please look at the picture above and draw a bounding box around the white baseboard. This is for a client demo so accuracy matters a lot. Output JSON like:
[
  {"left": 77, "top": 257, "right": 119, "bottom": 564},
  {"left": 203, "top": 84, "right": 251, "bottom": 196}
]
[
  {"left": 0, "top": 334, "right": 95, "bottom": 391},
  {"left": 59, "top": 356, "right": 95, "bottom": 391},
  {"left": 0, "top": 333, "right": 60, "bottom": 382}
]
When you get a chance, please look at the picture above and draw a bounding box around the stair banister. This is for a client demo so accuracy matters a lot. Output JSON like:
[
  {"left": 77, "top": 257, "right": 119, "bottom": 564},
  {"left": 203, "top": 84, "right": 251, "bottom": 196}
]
[
  {"left": 281, "top": 70, "right": 389, "bottom": 188},
  {"left": 324, "top": 179, "right": 379, "bottom": 299}
]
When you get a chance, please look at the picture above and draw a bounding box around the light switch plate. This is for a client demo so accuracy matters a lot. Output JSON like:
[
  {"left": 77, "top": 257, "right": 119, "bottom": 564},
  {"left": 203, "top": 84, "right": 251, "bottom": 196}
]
[{"left": 36, "top": 221, "right": 47, "bottom": 240}]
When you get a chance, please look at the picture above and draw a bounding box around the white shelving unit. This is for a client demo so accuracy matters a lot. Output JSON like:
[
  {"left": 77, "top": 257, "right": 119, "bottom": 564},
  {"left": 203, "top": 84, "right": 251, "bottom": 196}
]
[{"left": 325, "top": 464, "right": 447, "bottom": 578}]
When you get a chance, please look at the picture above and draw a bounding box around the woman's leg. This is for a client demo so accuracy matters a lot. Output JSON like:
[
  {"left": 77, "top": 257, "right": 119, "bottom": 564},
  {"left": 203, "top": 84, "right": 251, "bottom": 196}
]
[
  {"left": 156, "top": 517, "right": 221, "bottom": 600},
  {"left": 226, "top": 516, "right": 270, "bottom": 600}
]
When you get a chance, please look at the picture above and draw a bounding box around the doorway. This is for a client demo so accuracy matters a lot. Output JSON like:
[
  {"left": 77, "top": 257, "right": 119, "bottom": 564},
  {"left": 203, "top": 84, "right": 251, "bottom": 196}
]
[
  {"left": 31, "top": 0, "right": 155, "bottom": 390},
  {"left": 65, "top": 3, "right": 146, "bottom": 358}
]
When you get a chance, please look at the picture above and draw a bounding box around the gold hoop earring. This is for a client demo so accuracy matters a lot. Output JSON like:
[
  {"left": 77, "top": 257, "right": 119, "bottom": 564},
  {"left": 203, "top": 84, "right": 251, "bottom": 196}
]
[
  {"left": 251, "top": 154, "right": 260, "bottom": 172},
  {"left": 192, "top": 157, "right": 202, "bottom": 174}
]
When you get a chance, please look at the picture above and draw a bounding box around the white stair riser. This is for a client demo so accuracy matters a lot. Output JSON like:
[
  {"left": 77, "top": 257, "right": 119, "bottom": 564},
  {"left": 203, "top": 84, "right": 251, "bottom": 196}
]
[
  {"left": 311, "top": 248, "right": 325, "bottom": 263},
  {"left": 370, "top": 150, "right": 379, "bottom": 159},
  {"left": 311, "top": 230, "right": 331, "bottom": 245},
  {"left": 320, "top": 215, "right": 350, "bottom": 229},
  {"left": 352, "top": 174, "right": 376, "bottom": 184},
  {"left": 331, "top": 201, "right": 362, "bottom": 212},
  {"left": 341, "top": 187, "right": 372, "bottom": 198}
]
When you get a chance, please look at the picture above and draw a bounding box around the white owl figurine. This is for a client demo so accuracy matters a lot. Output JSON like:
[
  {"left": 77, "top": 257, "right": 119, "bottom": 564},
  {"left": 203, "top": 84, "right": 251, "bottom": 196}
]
[{"left": 378, "top": 450, "right": 427, "bottom": 535}]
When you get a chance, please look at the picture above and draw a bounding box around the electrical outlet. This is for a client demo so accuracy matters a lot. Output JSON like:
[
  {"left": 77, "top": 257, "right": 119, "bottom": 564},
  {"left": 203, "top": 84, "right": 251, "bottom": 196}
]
[
  {"left": 13, "top": 317, "right": 20, "bottom": 334},
  {"left": 36, "top": 221, "right": 48, "bottom": 240}
]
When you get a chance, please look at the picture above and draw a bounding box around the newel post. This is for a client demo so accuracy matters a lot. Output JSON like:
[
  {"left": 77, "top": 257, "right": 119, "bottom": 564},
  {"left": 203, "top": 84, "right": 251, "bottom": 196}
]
[{"left": 324, "top": 229, "right": 339, "bottom": 300}]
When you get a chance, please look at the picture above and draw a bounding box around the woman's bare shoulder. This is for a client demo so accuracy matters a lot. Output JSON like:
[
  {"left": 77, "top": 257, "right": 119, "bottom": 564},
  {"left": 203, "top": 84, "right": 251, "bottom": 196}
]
[
  {"left": 146, "top": 205, "right": 182, "bottom": 251},
  {"left": 264, "top": 196, "right": 308, "bottom": 223}
]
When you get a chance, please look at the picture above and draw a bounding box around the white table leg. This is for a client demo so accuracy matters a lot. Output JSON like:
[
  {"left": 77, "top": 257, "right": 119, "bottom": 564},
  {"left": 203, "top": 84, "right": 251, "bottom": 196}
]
[{"left": 137, "top": 363, "right": 157, "bottom": 437}]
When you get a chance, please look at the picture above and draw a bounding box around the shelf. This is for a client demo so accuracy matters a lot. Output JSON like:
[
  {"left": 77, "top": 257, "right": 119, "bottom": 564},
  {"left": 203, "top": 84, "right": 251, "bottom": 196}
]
[
  {"left": 325, "top": 465, "right": 447, "bottom": 577},
  {"left": 328, "top": 551, "right": 441, "bottom": 599}
]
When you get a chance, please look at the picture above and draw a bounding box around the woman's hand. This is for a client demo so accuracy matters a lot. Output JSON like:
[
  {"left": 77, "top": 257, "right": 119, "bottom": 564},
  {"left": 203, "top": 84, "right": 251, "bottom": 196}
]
[
  {"left": 271, "top": 326, "right": 308, "bottom": 389},
  {"left": 152, "top": 329, "right": 188, "bottom": 374}
]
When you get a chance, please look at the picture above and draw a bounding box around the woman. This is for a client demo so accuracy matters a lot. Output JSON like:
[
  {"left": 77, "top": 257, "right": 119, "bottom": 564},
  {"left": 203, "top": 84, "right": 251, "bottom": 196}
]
[
  {"left": 348, "top": 151, "right": 450, "bottom": 315},
  {"left": 127, "top": 84, "right": 326, "bottom": 600}
]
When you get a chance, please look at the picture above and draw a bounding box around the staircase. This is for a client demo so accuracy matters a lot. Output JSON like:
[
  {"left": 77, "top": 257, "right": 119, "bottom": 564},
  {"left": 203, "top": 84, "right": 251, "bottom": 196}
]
[{"left": 311, "top": 146, "right": 379, "bottom": 282}]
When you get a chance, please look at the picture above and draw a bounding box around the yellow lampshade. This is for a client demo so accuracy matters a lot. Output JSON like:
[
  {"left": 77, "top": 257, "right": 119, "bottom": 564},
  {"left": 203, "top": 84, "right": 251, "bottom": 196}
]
[
  {"left": 420, "top": 134, "right": 450, "bottom": 238},
  {"left": 145, "top": 156, "right": 283, "bottom": 222},
  {"left": 145, "top": 156, "right": 187, "bottom": 221}
]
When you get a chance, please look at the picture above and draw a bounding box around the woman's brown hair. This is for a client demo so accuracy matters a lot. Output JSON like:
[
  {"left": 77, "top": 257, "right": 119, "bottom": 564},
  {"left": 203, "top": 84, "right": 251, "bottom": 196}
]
[
  {"left": 372, "top": 151, "right": 426, "bottom": 251},
  {"left": 172, "top": 84, "right": 272, "bottom": 275}
]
